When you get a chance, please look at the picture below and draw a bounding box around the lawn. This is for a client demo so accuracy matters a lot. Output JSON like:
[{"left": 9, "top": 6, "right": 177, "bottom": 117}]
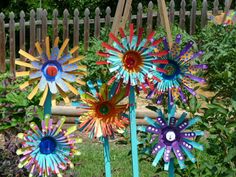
[{"left": 66, "top": 140, "right": 162, "bottom": 177}]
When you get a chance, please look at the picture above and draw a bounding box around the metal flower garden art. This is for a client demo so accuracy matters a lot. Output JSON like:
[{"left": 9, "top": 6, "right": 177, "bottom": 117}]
[
  {"left": 77, "top": 81, "right": 129, "bottom": 176},
  {"left": 16, "top": 115, "right": 81, "bottom": 177},
  {"left": 147, "top": 34, "right": 208, "bottom": 105},
  {"left": 16, "top": 36, "right": 86, "bottom": 106},
  {"left": 79, "top": 81, "right": 129, "bottom": 139},
  {"left": 138, "top": 106, "right": 204, "bottom": 176},
  {"left": 97, "top": 24, "right": 169, "bottom": 176}
]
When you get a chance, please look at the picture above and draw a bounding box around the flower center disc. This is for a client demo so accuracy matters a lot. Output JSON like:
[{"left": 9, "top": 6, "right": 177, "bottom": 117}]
[
  {"left": 165, "top": 64, "right": 176, "bottom": 76},
  {"left": 46, "top": 66, "right": 58, "bottom": 77},
  {"left": 98, "top": 103, "right": 110, "bottom": 115},
  {"left": 165, "top": 131, "right": 176, "bottom": 142},
  {"left": 123, "top": 51, "right": 143, "bottom": 72},
  {"left": 39, "top": 136, "right": 57, "bottom": 154}
]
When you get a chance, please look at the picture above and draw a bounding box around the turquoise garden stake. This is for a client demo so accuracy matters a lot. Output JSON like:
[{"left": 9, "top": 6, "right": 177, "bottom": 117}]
[
  {"left": 97, "top": 24, "right": 169, "bottom": 177},
  {"left": 78, "top": 81, "right": 129, "bottom": 177},
  {"left": 16, "top": 36, "right": 86, "bottom": 176}
]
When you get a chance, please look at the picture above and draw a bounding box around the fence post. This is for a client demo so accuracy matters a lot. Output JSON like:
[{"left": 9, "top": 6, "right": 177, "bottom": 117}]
[
  {"left": 169, "top": 0, "right": 175, "bottom": 25},
  {"left": 201, "top": 0, "right": 208, "bottom": 28},
  {"left": 213, "top": 0, "right": 219, "bottom": 15},
  {"left": 42, "top": 10, "right": 47, "bottom": 42},
  {"left": 9, "top": 12, "right": 15, "bottom": 76},
  {"left": 137, "top": 3, "right": 143, "bottom": 29},
  {"left": 73, "top": 8, "right": 79, "bottom": 57},
  {"left": 53, "top": 9, "right": 58, "bottom": 42},
  {"left": 0, "top": 13, "right": 5, "bottom": 73},
  {"left": 84, "top": 8, "right": 90, "bottom": 52},
  {"left": 30, "top": 10, "right": 35, "bottom": 55},
  {"left": 147, "top": 1, "right": 153, "bottom": 34},
  {"left": 105, "top": 7, "right": 111, "bottom": 27},
  {"left": 19, "top": 11, "right": 25, "bottom": 70},
  {"left": 95, "top": 7, "right": 101, "bottom": 38},
  {"left": 63, "top": 9, "right": 69, "bottom": 51},
  {"left": 190, "top": 0, "right": 197, "bottom": 35},
  {"left": 179, "top": 0, "right": 186, "bottom": 30},
  {"left": 36, "top": 8, "right": 42, "bottom": 43}
]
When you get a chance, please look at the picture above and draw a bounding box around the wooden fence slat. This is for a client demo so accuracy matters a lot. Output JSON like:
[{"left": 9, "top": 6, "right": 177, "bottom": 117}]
[
  {"left": 36, "top": 8, "right": 42, "bottom": 43},
  {"left": 213, "top": 0, "right": 219, "bottom": 15},
  {"left": 169, "top": 0, "right": 175, "bottom": 25},
  {"left": 179, "top": 0, "right": 186, "bottom": 30},
  {"left": 190, "top": 0, "right": 197, "bottom": 35},
  {"left": 84, "top": 8, "right": 90, "bottom": 52},
  {"left": 63, "top": 9, "right": 69, "bottom": 52},
  {"left": 147, "top": 1, "right": 153, "bottom": 34},
  {"left": 19, "top": 11, "right": 25, "bottom": 70},
  {"left": 41, "top": 9, "right": 47, "bottom": 44},
  {"left": 137, "top": 3, "right": 143, "bottom": 29},
  {"left": 73, "top": 9, "right": 79, "bottom": 57},
  {"left": 9, "top": 12, "right": 15, "bottom": 76},
  {"left": 156, "top": 8, "right": 162, "bottom": 27},
  {"left": 0, "top": 13, "right": 6, "bottom": 73},
  {"left": 127, "top": 6, "right": 132, "bottom": 25},
  {"left": 52, "top": 9, "right": 58, "bottom": 42},
  {"left": 201, "top": 0, "right": 208, "bottom": 28},
  {"left": 105, "top": 7, "right": 111, "bottom": 27},
  {"left": 30, "top": 10, "right": 35, "bottom": 56},
  {"left": 94, "top": 7, "right": 101, "bottom": 38}
]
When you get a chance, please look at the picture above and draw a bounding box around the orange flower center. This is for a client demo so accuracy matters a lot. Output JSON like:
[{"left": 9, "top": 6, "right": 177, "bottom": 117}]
[{"left": 122, "top": 50, "right": 143, "bottom": 72}]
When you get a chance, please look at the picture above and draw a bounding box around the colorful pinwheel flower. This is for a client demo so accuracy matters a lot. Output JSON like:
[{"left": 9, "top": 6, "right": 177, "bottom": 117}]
[
  {"left": 97, "top": 24, "right": 169, "bottom": 93},
  {"left": 209, "top": 11, "right": 236, "bottom": 26},
  {"left": 139, "top": 106, "right": 204, "bottom": 171},
  {"left": 16, "top": 115, "right": 81, "bottom": 177},
  {"left": 16, "top": 36, "right": 86, "bottom": 106},
  {"left": 79, "top": 81, "right": 129, "bottom": 139},
  {"left": 148, "top": 34, "right": 207, "bottom": 105}
]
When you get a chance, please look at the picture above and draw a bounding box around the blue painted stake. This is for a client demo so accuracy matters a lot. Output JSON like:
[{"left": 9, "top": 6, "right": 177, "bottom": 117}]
[
  {"left": 44, "top": 91, "right": 52, "bottom": 116},
  {"left": 103, "top": 137, "right": 112, "bottom": 177},
  {"left": 169, "top": 158, "right": 175, "bottom": 177},
  {"left": 129, "top": 86, "right": 139, "bottom": 177}
]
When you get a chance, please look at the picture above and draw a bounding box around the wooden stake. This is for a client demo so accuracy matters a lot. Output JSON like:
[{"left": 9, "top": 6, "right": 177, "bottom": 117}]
[
  {"left": 157, "top": 0, "right": 173, "bottom": 48},
  {"left": 120, "top": 0, "right": 133, "bottom": 30},
  {"left": 109, "top": 0, "right": 126, "bottom": 44}
]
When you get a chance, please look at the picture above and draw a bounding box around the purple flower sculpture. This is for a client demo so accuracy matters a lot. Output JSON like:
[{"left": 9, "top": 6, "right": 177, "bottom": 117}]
[
  {"left": 138, "top": 105, "right": 204, "bottom": 171},
  {"left": 148, "top": 34, "right": 208, "bottom": 105}
]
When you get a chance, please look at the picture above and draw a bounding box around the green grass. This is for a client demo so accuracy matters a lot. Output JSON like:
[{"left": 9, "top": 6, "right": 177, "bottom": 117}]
[{"left": 65, "top": 140, "right": 169, "bottom": 177}]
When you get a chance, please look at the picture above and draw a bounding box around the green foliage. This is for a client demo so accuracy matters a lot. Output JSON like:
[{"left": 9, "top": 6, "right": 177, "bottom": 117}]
[
  {"left": 0, "top": 73, "right": 43, "bottom": 133},
  {"left": 195, "top": 25, "right": 236, "bottom": 98}
]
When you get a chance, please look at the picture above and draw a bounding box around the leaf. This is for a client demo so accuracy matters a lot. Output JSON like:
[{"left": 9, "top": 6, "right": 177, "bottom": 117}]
[{"left": 224, "top": 147, "right": 236, "bottom": 162}]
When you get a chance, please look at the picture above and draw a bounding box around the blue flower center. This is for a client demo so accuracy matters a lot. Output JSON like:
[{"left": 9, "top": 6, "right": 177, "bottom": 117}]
[
  {"left": 39, "top": 136, "right": 57, "bottom": 154},
  {"left": 42, "top": 60, "right": 62, "bottom": 81},
  {"left": 161, "top": 60, "right": 180, "bottom": 80}
]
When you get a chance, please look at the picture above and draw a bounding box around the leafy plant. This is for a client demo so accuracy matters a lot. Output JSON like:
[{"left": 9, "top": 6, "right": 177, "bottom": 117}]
[{"left": 194, "top": 24, "right": 236, "bottom": 98}]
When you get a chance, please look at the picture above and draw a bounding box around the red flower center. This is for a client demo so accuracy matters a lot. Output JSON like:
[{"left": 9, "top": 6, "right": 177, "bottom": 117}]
[
  {"left": 123, "top": 51, "right": 143, "bottom": 72},
  {"left": 46, "top": 66, "right": 58, "bottom": 77}
]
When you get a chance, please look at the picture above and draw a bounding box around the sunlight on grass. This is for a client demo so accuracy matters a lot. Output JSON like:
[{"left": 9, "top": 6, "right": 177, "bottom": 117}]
[{"left": 66, "top": 141, "right": 166, "bottom": 177}]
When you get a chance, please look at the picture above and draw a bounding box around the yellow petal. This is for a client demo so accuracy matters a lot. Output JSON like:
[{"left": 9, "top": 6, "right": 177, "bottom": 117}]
[
  {"left": 70, "top": 46, "right": 79, "bottom": 54},
  {"left": 16, "top": 71, "right": 30, "bottom": 77},
  {"left": 57, "top": 38, "right": 69, "bottom": 59},
  {"left": 19, "top": 49, "right": 39, "bottom": 61},
  {"left": 27, "top": 83, "right": 39, "bottom": 100},
  {"left": 39, "top": 85, "right": 49, "bottom": 106},
  {"left": 15, "top": 60, "right": 35, "bottom": 68}
]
